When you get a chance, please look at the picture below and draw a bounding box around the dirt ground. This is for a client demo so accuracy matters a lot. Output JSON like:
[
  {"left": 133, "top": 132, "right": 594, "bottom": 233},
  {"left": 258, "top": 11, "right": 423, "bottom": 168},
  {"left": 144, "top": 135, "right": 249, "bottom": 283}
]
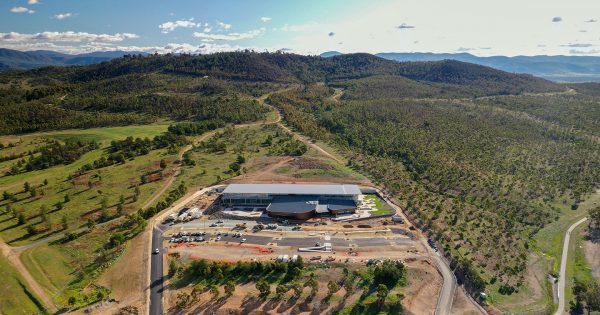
[
  {"left": 165, "top": 256, "right": 441, "bottom": 315},
  {"left": 86, "top": 230, "right": 150, "bottom": 315},
  {"left": 231, "top": 155, "right": 370, "bottom": 185},
  {"left": 451, "top": 288, "right": 486, "bottom": 315},
  {"left": 584, "top": 229, "right": 600, "bottom": 282},
  {"left": 401, "top": 259, "right": 442, "bottom": 315}
]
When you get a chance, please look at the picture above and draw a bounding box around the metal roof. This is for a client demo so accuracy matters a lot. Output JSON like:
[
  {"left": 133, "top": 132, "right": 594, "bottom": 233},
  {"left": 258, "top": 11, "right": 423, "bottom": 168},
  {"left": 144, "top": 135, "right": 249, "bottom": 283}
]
[
  {"left": 223, "top": 183, "right": 361, "bottom": 196},
  {"left": 266, "top": 196, "right": 357, "bottom": 214},
  {"left": 267, "top": 196, "right": 318, "bottom": 214}
]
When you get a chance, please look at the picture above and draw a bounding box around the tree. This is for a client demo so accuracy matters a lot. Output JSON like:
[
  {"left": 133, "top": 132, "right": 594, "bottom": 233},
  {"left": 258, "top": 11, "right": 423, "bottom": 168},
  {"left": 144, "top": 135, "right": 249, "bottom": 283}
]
[
  {"left": 43, "top": 179, "right": 48, "bottom": 186},
  {"left": 229, "top": 162, "right": 241, "bottom": 173},
  {"left": 373, "top": 260, "right": 407, "bottom": 288},
  {"left": 23, "top": 181, "right": 30, "bottom": 192},
  {"left": 109, "top": 232, "right": 125, "bottom": 247},
  {"left": 168, "top": 260, "right": 179, "bottom": 277},
  {"left": 191, "top": 285, "right": 204, "bottom": 302},
  {"left": 39, "top": 205, "right": 48, "bottom": 222},
  {"left": 210, "top": 284, "right": 220, "bottom": 298},
  {"left": 275, "top": 284, "right": 287, "bottom": 300},
  {"left": 160, "top": 159, "right": 167, "bottom": 169},
  {"left": 236, "top": 155, "right": 246, "bottom": 164},
  {"left": 30, "top": 187, "right": 37, "bottom": 198},
  {"left": 17, "top": 213, "right": 26, "bottom": 225},
  {"left": 327, "top": 280, "right": 340, "bottom": 296},
  {"left": 256, "top": 280, "right": 270, "bottom": 298},
  {"left": 64, "top": 194, "right": 70, "bottom": 203},
  {"left": 589, "top": 206, "right": 600, "bottom": 229},
  {"left": 291, "top": 281, "right": 303, "bottom": 299},
  {"left": 343, "top": 277, "right": 354, "bottom": 295},
  {"left": 61, "top": 215, "right": 68, "bottom": 230},
  {"left": 376, "top": 284, "right": 389, "bottom": 304},
  {"left": 119, "top": 194, "right": 125, "bottom": 205},
  {"left": 176, "top": 292, "right": 190, "bottom": 309},
  {"left": 26, "top": 224, "right": 37, "bottom": 235},
  {"left": 224, "top": 281, "right": 235, "bottom": 297},
  {"left": 87, "top": 219, "right": 96, "bottom": 229},
  {"left": 116, "top": 203, "right": 124, "bottom": 216}
]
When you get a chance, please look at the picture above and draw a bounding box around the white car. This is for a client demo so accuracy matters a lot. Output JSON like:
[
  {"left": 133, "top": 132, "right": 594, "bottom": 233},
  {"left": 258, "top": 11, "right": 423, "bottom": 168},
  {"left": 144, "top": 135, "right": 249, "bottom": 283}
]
[
  {"left": 241, "top": 238, "right": 246, "bottom": 243},
  {"left": 153, "top": 248, "right": 160, "bottom": 254},
  {"left": 216, "top": 236, "right": 221, "bottom": 241}
]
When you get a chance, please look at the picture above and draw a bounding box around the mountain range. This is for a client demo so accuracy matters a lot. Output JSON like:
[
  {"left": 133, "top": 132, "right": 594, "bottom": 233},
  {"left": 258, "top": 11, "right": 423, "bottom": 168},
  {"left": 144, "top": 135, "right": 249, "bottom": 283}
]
[
  {"left": 0, "top": 48, "right": 147, "bottom": 70},
  {"left": 3, "top": 47, "right": 600, "bottom": 82},
  {"left": 322, "top": 51, "right": 600, "bottom": 82}
]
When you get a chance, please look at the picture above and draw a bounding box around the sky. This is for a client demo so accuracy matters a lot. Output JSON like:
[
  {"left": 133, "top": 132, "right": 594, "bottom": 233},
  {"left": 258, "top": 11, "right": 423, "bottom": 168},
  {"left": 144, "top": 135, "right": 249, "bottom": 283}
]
[{"left": 1, "top": 0, "right": 600, "bottom": 56}]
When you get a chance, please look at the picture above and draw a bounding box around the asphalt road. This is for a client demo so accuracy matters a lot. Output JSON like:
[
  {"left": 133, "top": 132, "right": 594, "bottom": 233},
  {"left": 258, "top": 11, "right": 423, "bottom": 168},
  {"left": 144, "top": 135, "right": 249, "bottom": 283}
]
[
  {"left": 418, "top": 238, "right": 457, "bottom": 315},
  {"left": 166, "top": 229, "right": 414, "bottom": 249},
  {"left": 555, "top": 217, "right": 588, "bottom": 315},
  {"left": 150, "top": 225, "right": 165, "bottom": 315}
]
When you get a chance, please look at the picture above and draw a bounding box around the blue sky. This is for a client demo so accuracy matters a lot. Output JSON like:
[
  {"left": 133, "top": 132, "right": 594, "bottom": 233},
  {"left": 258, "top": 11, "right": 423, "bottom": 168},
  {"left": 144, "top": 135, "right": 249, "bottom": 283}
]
[{"left": 2, "top": 0, "right": 600, "bottom": 56}]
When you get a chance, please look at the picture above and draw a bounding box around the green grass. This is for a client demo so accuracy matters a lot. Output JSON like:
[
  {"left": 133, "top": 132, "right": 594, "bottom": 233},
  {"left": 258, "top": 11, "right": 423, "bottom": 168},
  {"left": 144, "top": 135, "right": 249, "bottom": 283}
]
[
  {"left": 21, "top": 244, "right": 75, "bottom": 302},
  {"left": 533, "top": 192, "right": 600, "bottom": 272},
  {"left": 0, "top": 149, "right": 174, "bottom": 245},
  {"left": 565, "top": 224, "right": 595, "bottom": 307},
  {"left": 363, "top": 195, "right": 393, "bottom": 216},
  {"left": 0, "top": 254, "right": 46, "bottom": 315}
]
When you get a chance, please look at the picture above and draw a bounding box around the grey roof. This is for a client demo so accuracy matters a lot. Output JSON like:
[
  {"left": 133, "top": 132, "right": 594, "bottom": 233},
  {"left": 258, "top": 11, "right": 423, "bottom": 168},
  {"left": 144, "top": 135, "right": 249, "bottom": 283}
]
[
  {"left": 324, "top": 199, "right": 357, "bottom": 211},
  {"left": 266, "top": 196, "right": 357, "bottom": 214},
  {"left": 267, "top": 196, "right": 318, "bottom": 214},
  {"left": 223, "top": 183, "right": 361, "bottom": 196}
]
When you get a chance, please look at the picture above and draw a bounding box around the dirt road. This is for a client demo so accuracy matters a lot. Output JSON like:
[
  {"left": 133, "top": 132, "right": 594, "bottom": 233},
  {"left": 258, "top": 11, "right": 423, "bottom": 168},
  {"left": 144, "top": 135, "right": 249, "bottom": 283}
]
[{"left": 0, "top": 237, "right": 57, "bottom": 313}]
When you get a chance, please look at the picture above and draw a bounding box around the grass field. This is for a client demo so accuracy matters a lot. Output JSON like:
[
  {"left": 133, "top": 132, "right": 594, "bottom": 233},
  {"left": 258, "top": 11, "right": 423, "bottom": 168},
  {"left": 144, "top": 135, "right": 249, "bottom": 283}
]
[
  {"left": 0, "top": 253, "right": 46, "bottom": 314},
  {"left": 0, "top": 124, "right": 174, "bottom": 246},
  {"left": 0, "top": 123, "right": 186, "bottom": 310},
  {"left": 363, "top": 194, "right": 393, "bottom": 216},
  {"left": 564, "top": 224, "right": 595, "bottom": 306}
]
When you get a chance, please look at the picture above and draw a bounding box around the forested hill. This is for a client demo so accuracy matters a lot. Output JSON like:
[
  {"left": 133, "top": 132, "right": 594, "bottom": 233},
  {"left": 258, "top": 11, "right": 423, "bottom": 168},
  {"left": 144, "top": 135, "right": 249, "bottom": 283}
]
[
  {"left": 0, "top": 51, "right": 565, "bottom": 135},
  {"left": 10, "top": 51, "right": 564, "bottom": 91}
]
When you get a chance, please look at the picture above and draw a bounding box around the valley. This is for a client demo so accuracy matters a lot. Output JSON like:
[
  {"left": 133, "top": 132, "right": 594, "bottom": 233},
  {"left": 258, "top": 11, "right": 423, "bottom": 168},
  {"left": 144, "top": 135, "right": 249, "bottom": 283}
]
[{"left": 0, "top": 51, "right": 599, "bottom": 315}]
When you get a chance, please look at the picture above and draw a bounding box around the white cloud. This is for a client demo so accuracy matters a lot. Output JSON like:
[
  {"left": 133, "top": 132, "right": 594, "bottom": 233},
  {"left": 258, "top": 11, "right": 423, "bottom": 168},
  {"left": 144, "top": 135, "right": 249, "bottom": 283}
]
[
  {"left": 260, "top": 17, "right": 272, "bottom": 23},
  {"left": 27, "top": 0, "right": 39, "bottom": 4},
  {"left": 53, "top": 13, "right": 73, "bottom": 20},
  {"left": 217, "top": 21, "right": 232, "bottom": 30},
  {"left": 0, "top": 31, "right": 139, "bottom": 43},
  {"left": 193, "top": 28, "right": 265, "bottom": 41},
  {"left": 552, "top": 16, "right": 562, "bottom": 22},
  {"left": 10, "top": 7, "right": 35, "bottom": 14},
  {"left": 159, "top": 18, "right": 200, "bottom": 34},
  {"left": 328, "top": 32, "right": 335, "bottom": 37}
]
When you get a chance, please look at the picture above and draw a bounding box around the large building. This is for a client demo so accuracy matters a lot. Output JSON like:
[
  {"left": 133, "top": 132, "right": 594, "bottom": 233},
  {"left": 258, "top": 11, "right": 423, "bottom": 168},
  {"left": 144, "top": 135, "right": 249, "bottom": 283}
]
[{"left": 221, "top": 183, "right": 361, "bottom": 219}]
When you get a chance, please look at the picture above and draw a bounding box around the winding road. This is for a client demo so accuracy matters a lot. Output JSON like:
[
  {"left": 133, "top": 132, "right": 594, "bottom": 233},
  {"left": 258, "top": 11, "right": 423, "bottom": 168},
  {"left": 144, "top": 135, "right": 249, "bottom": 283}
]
[{"left": 555, "top": 217, "right": 588, "bottom": 315}]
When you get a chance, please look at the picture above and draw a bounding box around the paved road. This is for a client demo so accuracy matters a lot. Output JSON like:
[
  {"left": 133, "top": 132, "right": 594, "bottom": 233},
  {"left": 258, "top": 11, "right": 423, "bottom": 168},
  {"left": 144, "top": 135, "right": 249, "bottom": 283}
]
[
  {"left": 150, "top": 225, "right": 166, "bottom": 315},
  {"left": 555, "top": 217, "right": 588, "bottom": 315}
]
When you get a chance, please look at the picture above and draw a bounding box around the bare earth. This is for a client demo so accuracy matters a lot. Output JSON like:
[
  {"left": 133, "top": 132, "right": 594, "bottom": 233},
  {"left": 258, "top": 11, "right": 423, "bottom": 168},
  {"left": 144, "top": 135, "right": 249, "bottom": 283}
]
[
  {"left": 584, "top": 229, "right": 600, "bottom": 282},
  {"left": 451, "top": 287, "right": 486, "bottom": 315}
]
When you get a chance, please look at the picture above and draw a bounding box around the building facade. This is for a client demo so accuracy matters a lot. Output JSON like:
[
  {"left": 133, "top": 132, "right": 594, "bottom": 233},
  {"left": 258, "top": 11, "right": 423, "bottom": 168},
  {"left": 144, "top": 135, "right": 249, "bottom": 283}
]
[{"left": 221, "top": 183, "right": 361, "bottom": 219}]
